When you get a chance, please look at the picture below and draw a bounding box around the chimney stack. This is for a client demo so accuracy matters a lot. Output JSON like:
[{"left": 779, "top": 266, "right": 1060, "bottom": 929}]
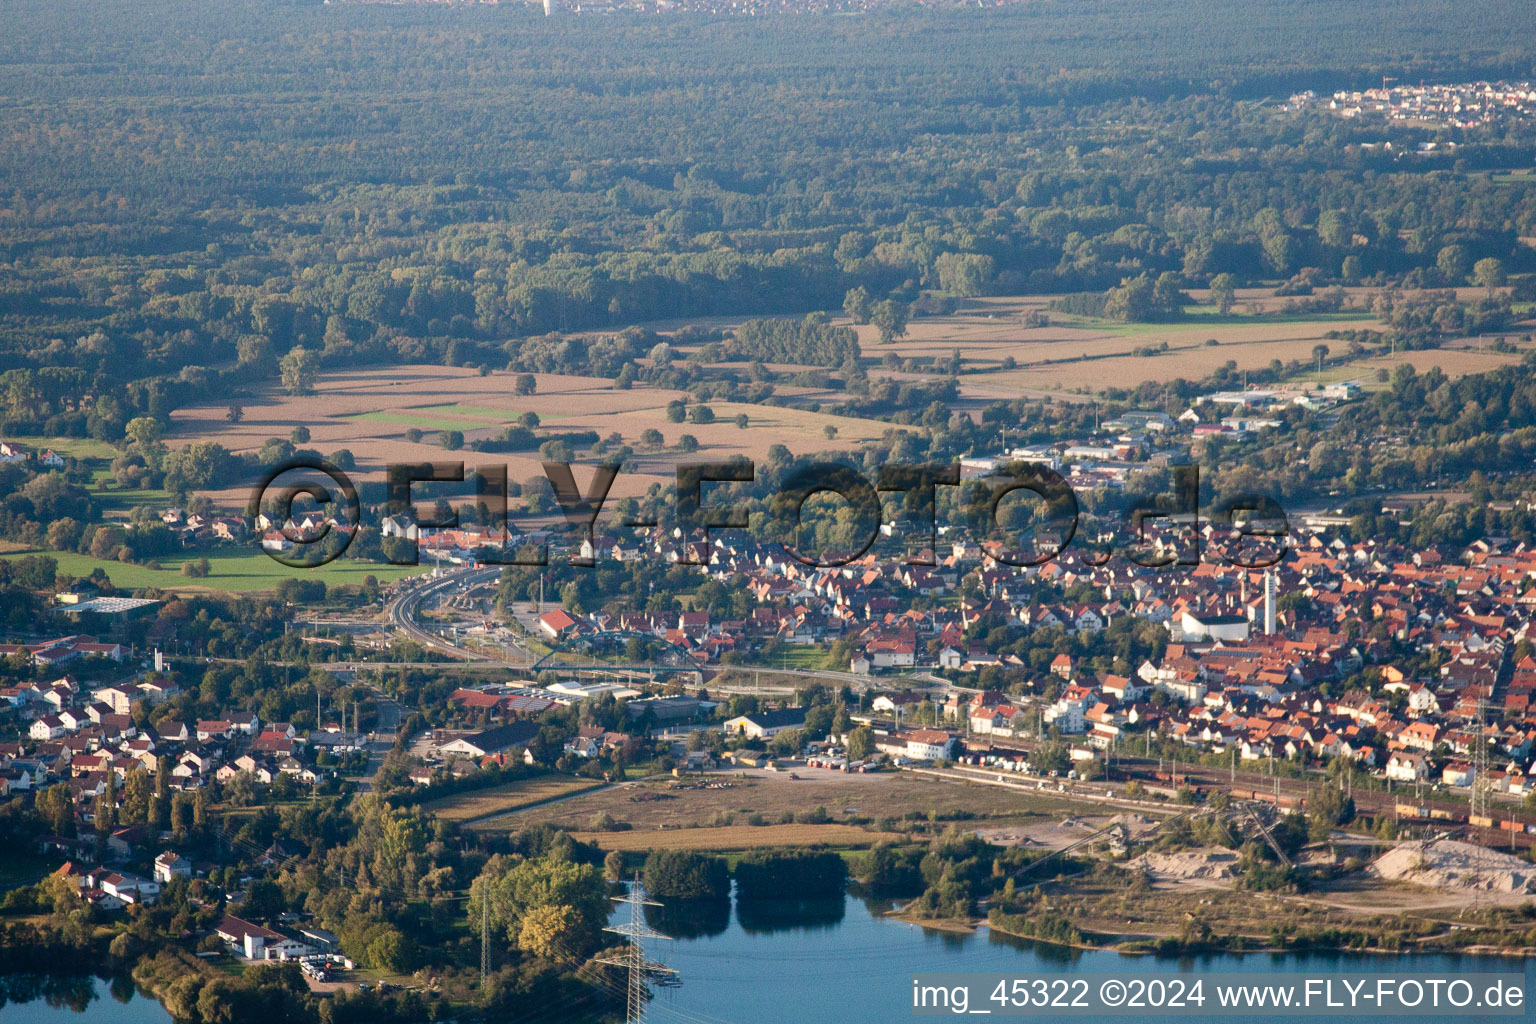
[{"left": 1263, "top": 571, "right": 1278, "bottom": 635}]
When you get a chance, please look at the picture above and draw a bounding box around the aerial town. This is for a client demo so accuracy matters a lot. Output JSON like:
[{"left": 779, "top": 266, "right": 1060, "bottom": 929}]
[
  {"left": 1288, "top": 80, "right": 1536, "bottom": 129},
  {"left": 6, "top": 0, "right": 1536, "bottom": 1018}
]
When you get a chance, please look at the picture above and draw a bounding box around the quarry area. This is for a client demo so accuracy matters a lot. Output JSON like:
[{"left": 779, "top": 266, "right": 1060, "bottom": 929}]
[{"left": 1366, "top": 839, "right": 1536, "bottom": 894}]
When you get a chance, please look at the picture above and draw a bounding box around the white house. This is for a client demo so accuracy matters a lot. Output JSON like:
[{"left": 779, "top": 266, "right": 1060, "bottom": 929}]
[
  {"left": 153, "top": 851, "right": 191, "bottom": 884},
  {"left": 1043, "top": 697, "right": 1086, "bottom": 734},
  {"left": 380, "top": 514, "right": 419, "bottom": 540},
  {"left": 95, "top": 686, "right": 138, "bottom": 716},
  {"left": 900, "top": 729, "right": 958, "bottom": 761},
  {"left": 1406, "top": 684, "right": 1441, "bottom": 715},
  {"left": 1385, "top": 751, "right": 1428, "bottom": 783},
  {"left": 99, "top": 872, "right": 160, "bottom": 905},
  {"left": 216, "top": 915, "right": 286, "bottom": 960},
  {"left": 1442, "top": 762, "right": 1475, "bottom": 788},
  {"left": 723, "top": 708, "right": 807, "bottom": 739},
  {"left": 968, "top": 704, "right": 1021, "bottom": 736}
]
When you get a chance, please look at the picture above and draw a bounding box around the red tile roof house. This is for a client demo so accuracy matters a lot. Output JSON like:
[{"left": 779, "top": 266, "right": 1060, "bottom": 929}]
[
  {"left": 251, "top": 732, "right": 296, "bottom": 756},
  {"left": 538, "top": 608, "right": 582, "bottom": 639},
  {"left": 215, "top": 914, "right": 312, "bottom": 960}
]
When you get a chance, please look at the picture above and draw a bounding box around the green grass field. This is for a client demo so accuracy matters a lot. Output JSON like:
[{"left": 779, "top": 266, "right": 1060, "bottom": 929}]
[
  {"left": 93, "top": 485, "right": 174, "bottom": 515},
  {"left": 348, "top": 410, "right": 499, "bottom": 430},
  {"left": 345, "top": 411, "right": 500, "bottom": 429},
  {"left": 416, "top": 403, "right": 510, "bottom": 419},
  {"left": 769, "top": 645, "right": 831, "bottom": 669},
  {"left": 14, "top": 436, "right": 121, "bottom": 461},
  {"left": 0, "top": 547, "right": 419, "bottom": 593},
  {"left": 417, "top": 403, "right": 568, "bottom": 422},
  {"left": 0, "top": 851, "right": 61, "bottom": 889},
  {"left": 1055, "top": 309, "right": 1379, "bottom": 337},
  {"left": 11, "top": 435, "right": 175, "bottom": 515}
]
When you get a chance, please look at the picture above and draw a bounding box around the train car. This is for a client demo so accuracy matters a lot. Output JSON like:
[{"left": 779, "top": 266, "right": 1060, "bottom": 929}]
[
  {"left": 1231, "top": 788, "right": 1253, "bottom": 801},
  {"left": 1429, "top": 808, "right": 1454, "bottom": 821},
  {"left": 1395, "top": 803, "right": 1427, "bottom": 819},
  {"left": 1500, "top": 820, "right": 1523, "bottom": 833},
  {"left": 1470, "top": 814, "right": 1494, "bottom": 829}
]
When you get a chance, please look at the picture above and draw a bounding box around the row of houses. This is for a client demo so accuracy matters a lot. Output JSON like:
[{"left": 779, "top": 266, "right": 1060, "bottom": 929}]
[{"left": 0, "top": 441, "right": 65, "bottom": 467}]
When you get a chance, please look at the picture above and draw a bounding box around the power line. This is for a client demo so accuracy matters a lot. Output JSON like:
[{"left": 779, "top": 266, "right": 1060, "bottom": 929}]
[
  {"left": 594, "top": 876, "right": 675, "bottom": 1024},
  {"left": 481, "top": 890, "right": 491, "bottom": 982}
]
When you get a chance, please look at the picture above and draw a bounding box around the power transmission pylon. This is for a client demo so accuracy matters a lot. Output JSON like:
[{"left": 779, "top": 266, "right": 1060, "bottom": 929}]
[
  {"left": 595, "top": 877, "right": 675, "bottom": 1024},
  {"left": 1468, "top": 695, "right": 1493, "bottom": 917},
  {"left": 481, "top": 893, "right": 491, "bottom": 981}
]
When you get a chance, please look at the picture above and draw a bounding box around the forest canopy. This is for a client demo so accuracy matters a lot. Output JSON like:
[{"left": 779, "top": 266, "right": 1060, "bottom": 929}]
[{"left": 2, "top": 0, "right": 1536, "bottom": 452}]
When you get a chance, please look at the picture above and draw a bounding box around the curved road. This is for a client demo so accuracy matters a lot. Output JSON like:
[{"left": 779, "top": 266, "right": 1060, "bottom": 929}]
[
  {"left": 387, "top": 565, "right": 512, "bottom": 662},
  {"left": 382, "top": 565, "right": 944, "bottom": 697}
]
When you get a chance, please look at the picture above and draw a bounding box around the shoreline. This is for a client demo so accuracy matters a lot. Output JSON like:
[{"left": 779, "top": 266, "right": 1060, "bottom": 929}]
[{"left": 887, "top": 910, "right": 1536, "bottom": 959}]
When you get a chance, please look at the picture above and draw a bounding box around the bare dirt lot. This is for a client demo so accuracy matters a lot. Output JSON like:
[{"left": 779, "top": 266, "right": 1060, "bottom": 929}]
[
  {"left": 975, "top": 814, "right": 1123, "bottom": 852},
  {"left": 494, "top": 768, "right": 1086, "bottom": 834},
  {"left": 567, "top": 823, "right": 903, "bottom": 852}
]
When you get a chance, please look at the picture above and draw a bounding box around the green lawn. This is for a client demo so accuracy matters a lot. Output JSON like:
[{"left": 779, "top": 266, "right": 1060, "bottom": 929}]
[
  {"left": 93, "top": 485, "right": 174, "bottom": 514},
  {"left": 4, "top": 436, "right": 170, "bottom": 514},
  {"left": 415, "top": 403, "right": 511, "bottom": 419},
  {"left": 418, "top": 403, "right": 568, "bottom": 422},
  {"left": 348, "top": 410, "right": 499, "bottom": 430},
  {"left": 1052, "top": 309, "right": 1378, "bottom": 336},
  {"left": 1274, "top": 364, "right": 1385, "bottom": 388},
  {"left": 0, "top": 851, "right": 61, "bottom": 888},
  {"left": 13, "top": 436, "right": 121, "bottom": 461},
  {"left": 770, "top": 645, "right": 830, "bottom": 669},
  {"left": 2, "top": 547, "right": 421, "bottom": 593},
  {"left": 1117, "top": 312, "right": 1375, "bottom": 335}
]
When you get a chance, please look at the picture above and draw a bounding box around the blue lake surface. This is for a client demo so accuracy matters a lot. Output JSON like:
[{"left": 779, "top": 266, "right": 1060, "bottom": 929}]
[
  {"left": 0, "top": 975, "right": 169, "bottom": 1024},
  {"left": 5, "top": 898, "right": 1533, "bottom": 1023},
  {"left": 639, "top": 895, "right": 1536, "bottom": 1024}
]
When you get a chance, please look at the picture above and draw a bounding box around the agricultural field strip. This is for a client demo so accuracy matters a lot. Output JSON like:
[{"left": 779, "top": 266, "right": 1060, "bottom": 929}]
[
  {"left": 420, "top": 777, "right": 604, "bottom": 822},
  {"left": 563, "top": 823, "right": 905, "bottom": 851}
]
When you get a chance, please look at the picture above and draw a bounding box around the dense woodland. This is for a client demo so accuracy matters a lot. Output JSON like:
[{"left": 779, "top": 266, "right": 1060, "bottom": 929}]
[{"left": 4, "top": 0, "right": 1536, "bottom": 453}]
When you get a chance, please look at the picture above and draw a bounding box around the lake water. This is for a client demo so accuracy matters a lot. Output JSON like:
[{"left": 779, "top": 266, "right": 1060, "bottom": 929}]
[
  {"left": 639, "top": 894, "right": 1536, "bottom": 1024},
  {"left": 5, "top": 899, "right": 1534, "bottom": 1024},
  {"left": 0, "top": 975, "right": 169, "bottom": 1024}
]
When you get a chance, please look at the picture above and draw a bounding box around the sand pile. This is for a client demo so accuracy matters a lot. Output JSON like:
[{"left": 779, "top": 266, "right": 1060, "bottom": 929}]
[
  {"left": 974, "top": 828, "right": 1035, "bottom": 847},
  {"left": 1367, "top": 839, "right": 1535, "bottom": 893},
  {"left": 1109, "top": 812, "right": 1159, "bottom": 837},
  {"left": 1133, "top": 847, "right": 1239, "bottom": 880}
]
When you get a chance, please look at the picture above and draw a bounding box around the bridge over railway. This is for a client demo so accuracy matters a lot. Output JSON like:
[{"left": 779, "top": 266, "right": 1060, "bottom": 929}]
[{"left": 530, "top": 628, "right": 705, "bottom": 679}]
